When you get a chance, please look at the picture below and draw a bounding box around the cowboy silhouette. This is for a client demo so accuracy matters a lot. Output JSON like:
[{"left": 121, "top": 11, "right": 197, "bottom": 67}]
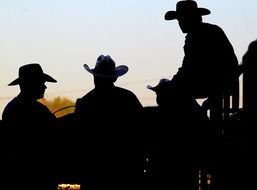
[
  {"left": 146, "top": 78, "right": 212, "bottom": 190},
  {"left": 75, "top": 54, "right": 143, "bottom": 114},
  {"left": 74, "top": 54, "right": 143, "bottom": 190},
  {"left": 164, "top": 0, "right": 239, "bottom": 119},
  {"left": 2, "top": 63, "right": 57, "bottom": 128},
  {"left": 2, "top": 63, "right": 58, "bottom": 190},
  {"left": 143, "top": 1, "right": 239, "bottom": 189},
  {"left": 147, "top": 78, "right": 207, "bottom": 120}
]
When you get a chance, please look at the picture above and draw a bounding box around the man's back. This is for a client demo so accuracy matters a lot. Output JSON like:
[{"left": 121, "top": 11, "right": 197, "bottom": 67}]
[
  {"left": 2, "top": 95, "right": 56, "bottom": 128},
  {"left": 75, "top": 86, "right": 143, "bottom": 114},
  {"left": 173, "top": 22, "right": 238, "bottom": 98}
]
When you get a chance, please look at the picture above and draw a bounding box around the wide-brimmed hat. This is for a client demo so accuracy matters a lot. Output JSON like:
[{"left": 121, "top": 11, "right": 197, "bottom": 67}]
[
  {"left": 8, "top": 63, "right": 57, "bottom": 86},
  {"left": 147, "top": 78, "right": 171, "bottom": 92},
  {"left": 165, "top": 0, "right": 210, "bottom": 21},
  {"left": 84, "top": 55, "right": 128, "bottom": 78}
]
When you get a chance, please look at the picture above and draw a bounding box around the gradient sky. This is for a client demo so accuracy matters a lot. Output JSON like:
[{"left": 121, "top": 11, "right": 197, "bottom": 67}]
[{"left": 1, "top": 0, "right": 257, "bottom": 118}]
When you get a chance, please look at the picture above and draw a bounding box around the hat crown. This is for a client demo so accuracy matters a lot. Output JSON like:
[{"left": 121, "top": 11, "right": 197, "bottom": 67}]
[
  {"left": 19, "top": 63, "right": 44, "bottom": 80},
  {"left": 94, "top": 55, "right": 116, "bottom": 75},
  {"left": 176, "top": 0, "right": 198, "bottom": 14}
]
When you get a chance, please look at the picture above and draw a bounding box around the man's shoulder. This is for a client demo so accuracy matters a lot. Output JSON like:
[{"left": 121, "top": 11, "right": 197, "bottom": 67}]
[
  {"left": 202, "top": 22, "right": 222, "bottom": 30},
  {"left": 74, "top": 89, "right": 96, "bottom": 108},
  {"left": 201, "top": 22, "right": 225, "bottom": 35},
  {"left": 35, "top": 101, "right": 52, "bottom": 112},
  {"left": 115, "top": 86, "right": 137, "bottom": 96},
  {"left": 2, "top": 97, "right": 19, "bottom": 116},
  {"left": 77, "top": 89, "right": 95, "bottom": 100}
]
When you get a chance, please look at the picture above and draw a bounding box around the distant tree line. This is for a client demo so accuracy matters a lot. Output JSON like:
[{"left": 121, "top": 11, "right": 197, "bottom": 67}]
[{"left": 40, "top": 97, "right": 75, "bottom": 118}]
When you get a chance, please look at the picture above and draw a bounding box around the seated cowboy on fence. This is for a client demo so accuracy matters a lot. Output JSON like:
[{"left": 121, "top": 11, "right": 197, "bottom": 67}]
[{"left": 164, "top": 0, "right": 239, "bottom": 119}]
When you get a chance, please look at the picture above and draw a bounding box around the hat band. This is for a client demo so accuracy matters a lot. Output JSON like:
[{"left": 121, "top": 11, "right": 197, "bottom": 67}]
[{"left": 94, "top": 67, "right": 116, "bottom": 75}]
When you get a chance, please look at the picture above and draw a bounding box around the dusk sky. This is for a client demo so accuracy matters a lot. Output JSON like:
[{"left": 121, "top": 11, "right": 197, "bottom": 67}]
[{"left": 1, "top": 0, "right": 257, "bottom": 118}]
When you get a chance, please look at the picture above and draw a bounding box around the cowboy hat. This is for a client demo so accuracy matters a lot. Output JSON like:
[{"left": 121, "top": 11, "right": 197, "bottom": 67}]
[
  {"left": 84, "top": 55, "right": 128, "bottom": 78},
  {"left": 8, "top": 63, "right": 57, "bottom": 86},
  {"left": 165, "top": 0, "right": 211, "bottom": 21},
  {"left": 147, "top": 78, "right": 171, "bottom": 92}
]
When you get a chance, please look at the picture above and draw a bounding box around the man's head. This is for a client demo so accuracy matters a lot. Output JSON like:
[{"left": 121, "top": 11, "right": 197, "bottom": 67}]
[
  {"left": 147, "top": 79, "right": 174, "bottom": 109},
  {"left": 164, "top": 0, "right": 210, "bottom": 33},
  {"left": 84, "top": 55, "right": 128, "bottom": 88},
  {"left": 8, "top": 63, "right": 57, "bottom": 99},
  {"left": 147, "top": 78, "right": 194, "bottom": 111},
  {"left": 243, "top": 39, "right": 257, "bottom": 66}
]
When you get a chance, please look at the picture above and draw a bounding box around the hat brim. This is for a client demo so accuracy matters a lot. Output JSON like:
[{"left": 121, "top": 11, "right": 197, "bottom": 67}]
[
  {"left": 83, "top": 64, "right": 128, "bottom": 78},
  {"left": 8, "top": 73, "right": 57, "bottom": 86},
  {"left": 165, "top": 8, "right": 211, "bottom": 20},
  {"left": 164, "top": 11, "right": 177, "bottom": 21},
  {"left": 147, "top": 85, "right": 156, "bottom": 91}
]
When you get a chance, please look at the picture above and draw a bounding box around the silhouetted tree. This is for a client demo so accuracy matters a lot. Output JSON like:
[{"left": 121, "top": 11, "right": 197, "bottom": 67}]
[{"left": 40, "top": 97, "right": 75, "bottom": 118}]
